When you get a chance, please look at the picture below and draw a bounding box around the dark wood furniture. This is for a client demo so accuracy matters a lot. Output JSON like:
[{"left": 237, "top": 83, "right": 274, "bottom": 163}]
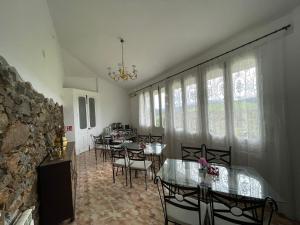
[{"left": 38, "top": 142, "right": 77, "bottom": 225}]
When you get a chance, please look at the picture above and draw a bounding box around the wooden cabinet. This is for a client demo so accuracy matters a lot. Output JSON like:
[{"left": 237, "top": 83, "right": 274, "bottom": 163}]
[{"left": 38, "top": 142, "right": 77, "bottom": 225}]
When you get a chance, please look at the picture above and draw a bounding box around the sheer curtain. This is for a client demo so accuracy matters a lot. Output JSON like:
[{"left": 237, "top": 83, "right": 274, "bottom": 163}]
[
  {"left": 164, "top": 69, "right": 201, "bottom": 158},
  {"left": 138, "top": 35, "right": 292, "bottom": 215},
  {"left": 227, "top": 38, "right": 292, "bottom": 215},
  {"left": 202, "top": 63, "right": 227, "bottom": 147},
  {"left": 138, "top": 90, "right": 152, "bottom": 134}
]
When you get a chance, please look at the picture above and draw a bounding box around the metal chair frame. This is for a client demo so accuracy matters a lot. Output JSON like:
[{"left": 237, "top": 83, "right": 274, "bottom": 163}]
[
  {"left": 150, "top": 135, "right": 163, "bottom": 144},
  {"left": 208, "top": 189, "right": 278, "bottom": 225},
  {"left": 137, "top": 134, "right": 150, "bottom": 143},
  {"left": 181, "top": 144, "right": 204, "bottom": 162},
  {"left": 204, "top": 145, "right": 232, "bottom": 166},
  {"left": 111, "top": 146, "right": 128, "bottom": 186},
  {"left": 127, "top": 148, "right": 153, "bottom": 190},
  {"left": 155, "top": 176, "right": 206, "bottom": 225}
]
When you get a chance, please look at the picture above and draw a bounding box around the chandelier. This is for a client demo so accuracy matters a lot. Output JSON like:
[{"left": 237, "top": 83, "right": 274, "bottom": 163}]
[{"left": 108, "top": 38, "right": 137, "bottom": 81}]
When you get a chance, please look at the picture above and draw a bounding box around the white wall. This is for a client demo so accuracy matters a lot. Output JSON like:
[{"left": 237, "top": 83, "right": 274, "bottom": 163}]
[
  {"left": 62, "top": 49, "right": 131, "bottom": 150},
  {"left": 62, "top": 88, "right": 76, "bottom": 142},
  {"left": 284, "top": 6, "right": 300, "bottom": 220},
  {"left": 0, "top": 0, "right": 64, "bottom": 103},
  {"left": 98, "top": 78, "right": 130, "bottom": 127},
  {"left": 130, "top": 7, "right": 300, "bottom": 220}
]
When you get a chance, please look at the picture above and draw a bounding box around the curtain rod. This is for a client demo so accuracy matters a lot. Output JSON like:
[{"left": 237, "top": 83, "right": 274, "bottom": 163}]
[{"left": 131, "top": 24, "right": 291, "bottom": 96}]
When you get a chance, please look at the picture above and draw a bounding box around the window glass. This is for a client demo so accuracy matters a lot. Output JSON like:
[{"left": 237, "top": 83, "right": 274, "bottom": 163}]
[
  {"left": 206, "top": 68, "right": 226, "bottom": 137},
  {"left": 231, "top": 57, "right": 260, "bottom": 140},
  {"left": 172, "top": 81, "right": 183, "bottom": 131},
  {"left": 139, "top": 93, "right": 145, "bottom": 126},
  {"left": 184, "top": 77, "right": 198, "bottom": 134},
  {"left": 153, "top": 90, "right": 160, "bottom": 127},
  {"left": 160, "top": 87, "right": 166, "bottom": 128},
  {"left": 89, "top": 98, "right": 96, "bottom": 128},
  {"left": 144, "top": 92, "right": 151, "bottom": 127},
  {"left": 139, "top": 92, "right": 151, "bottom": 128},
  {"left": 78, "top": 97, "right": 87, "bottom": 129}
]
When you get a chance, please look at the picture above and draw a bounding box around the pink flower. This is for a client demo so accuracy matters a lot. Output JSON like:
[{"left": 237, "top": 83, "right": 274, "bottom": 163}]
[{"left": 198, "top": 157, "right": 209, "bottom": 168}]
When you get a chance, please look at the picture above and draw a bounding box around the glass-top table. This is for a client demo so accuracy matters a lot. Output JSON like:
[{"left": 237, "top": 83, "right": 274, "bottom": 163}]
[
  {"left": 157, "top": 159, "right": 281, "bottom": 201},
  {"left": 122, "top": 142, "right": 166, "bottom": 156}
]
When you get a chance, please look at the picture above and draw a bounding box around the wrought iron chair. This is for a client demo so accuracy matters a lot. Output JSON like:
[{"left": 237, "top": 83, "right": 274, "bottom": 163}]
[
  {"left": 137, "top": 134, "right": 150, "bottom": 143},
  {"left": 150, "top": 135, "right": 163, "bottom": 144},
  {"left": 204, "top": 145, "right": 232, "bottom": 166},
  {"left": 110, "top": 146, "right": 129, "bottom": 186},
  {"left": 91, "top": 135, "right": 105, "bottom": 163},
  {"left": 208, "top": 189, "right": 278, "bottom": 225},
  {"left": 181, "top": 144, "right": 204, "bottom": 162},
  {"left": 149, "top": 135, "right": 164, "bottom": 170},
  {"left": 155, "top": 176, "right": 207, "bottom": 225},
  {"left": 127, "top": 148, "right": 153, "bottom": 190}
]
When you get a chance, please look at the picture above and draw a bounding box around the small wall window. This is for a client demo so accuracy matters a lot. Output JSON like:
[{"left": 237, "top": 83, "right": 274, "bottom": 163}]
[
  {"left": 89, "top": 98, "right": 96, "bottom": 128},
  {"left": 78, "top": 97, "right": 87, "bottom": 129}
]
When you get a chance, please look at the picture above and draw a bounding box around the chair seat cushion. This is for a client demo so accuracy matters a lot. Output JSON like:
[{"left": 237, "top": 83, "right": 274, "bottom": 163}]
[
  {"left": 209, "top": 202, "right": 256, "bottom": 225},
  {"left": 114, "top": 158, "right": 130, "bottom": 167},
  {"left": 166, "top": 197, "right": 207, "bottom": 225},
  {"left": 130, "top": 160, "right": 152, "bottom": 170}
]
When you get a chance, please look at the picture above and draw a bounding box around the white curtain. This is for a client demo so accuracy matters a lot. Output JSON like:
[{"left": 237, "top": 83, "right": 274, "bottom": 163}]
[
  {"left": 202, "top": 62, "right": 227, "bottom": 147},
  {"left": 138, "top": 90, "right": 152, "bottom": 134},
  {"left": 164, "top": 68, "right": 202, "bottom": 158},
  {"left": 137, "top": 35, "right": 292, "bottom": 214},
  {"left": 137, "top": 35, "right": 291, "bottom": 214}
]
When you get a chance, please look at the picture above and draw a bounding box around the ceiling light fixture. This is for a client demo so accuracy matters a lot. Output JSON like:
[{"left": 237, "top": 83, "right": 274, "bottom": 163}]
[{"left": 108, "top": 38, "right": 137, "bottom": 81}]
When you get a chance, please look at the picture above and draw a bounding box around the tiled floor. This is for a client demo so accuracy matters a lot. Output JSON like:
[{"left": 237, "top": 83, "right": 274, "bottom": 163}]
[{"left": 67, "top": 151, "right": 299, "bottom": 225}]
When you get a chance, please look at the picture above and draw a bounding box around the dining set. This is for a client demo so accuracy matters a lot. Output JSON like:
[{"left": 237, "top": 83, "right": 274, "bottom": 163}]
[
  {"left": 92, "top": 134, "right": 166, "bottom": 189},
  {"left": 92, "top": 134, "right": 280, "bottom": 225},
  {"left": 156, "top": 144, "right": 280, "bottom": 225}
]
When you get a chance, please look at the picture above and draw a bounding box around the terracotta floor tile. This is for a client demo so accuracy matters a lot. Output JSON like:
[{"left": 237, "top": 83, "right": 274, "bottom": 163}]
[{"left": 61, "top": 151, "right": 299, "bottom": 225}]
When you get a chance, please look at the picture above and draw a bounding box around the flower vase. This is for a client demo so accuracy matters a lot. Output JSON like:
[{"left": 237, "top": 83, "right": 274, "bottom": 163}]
[{"left": 199, "top": 167, "right": 208, "bottom": 178}]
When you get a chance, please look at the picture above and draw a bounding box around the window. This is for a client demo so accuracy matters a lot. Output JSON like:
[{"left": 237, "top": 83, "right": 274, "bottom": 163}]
[
  {"left": 206, "top": 68, "right": 226, "bottom": 137},
  {"left": 139, "top": 93, "right": 145, "bottom": 127},
  {"left": 184, "top": 77, "right": 199, "bottom": 134},
  {"left": 231, "top": 56, "right": 260, "bottom": 141},
  {"left": 139, "top": 91, "right": 151, "bottom": 127},
  {"left": 144, "top": 92, "right": 151, "bottom": 127},
  {"left": 160, "top": 87, "right": 166, "bottom": 128},
  {"left": 89, "top": 98, "right": 96, "bottom": 128},
  {"left": 153, "top": 90, "right": 160, "bottom": 127},
  {"left": 172, "top": 81, "right": 183, "bottom": 131},
  {"left": 78, "top": 97, "right": 87, "bottom": 129}
]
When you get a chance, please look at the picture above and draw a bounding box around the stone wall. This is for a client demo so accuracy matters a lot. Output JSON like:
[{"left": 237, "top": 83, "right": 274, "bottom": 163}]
[{"left": 0, "top": 56, "right": 63, "bottom": 221}]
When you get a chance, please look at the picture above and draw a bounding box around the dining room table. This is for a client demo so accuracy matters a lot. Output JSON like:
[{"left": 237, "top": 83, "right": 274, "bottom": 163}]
[
  {"left": 156, "top": 158, "right": 282, "bottom": 201},
  {"left": 113, "top": 142, "right": 167, "bottom": 171}
]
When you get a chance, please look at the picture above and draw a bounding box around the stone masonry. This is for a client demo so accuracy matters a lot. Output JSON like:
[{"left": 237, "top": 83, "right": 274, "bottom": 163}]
[{"left": 0, "top": 56, "right": 63, "bottom": 222}]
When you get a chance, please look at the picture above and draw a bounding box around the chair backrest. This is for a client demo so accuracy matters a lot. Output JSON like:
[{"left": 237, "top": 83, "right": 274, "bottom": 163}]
[
  {"left": 204, "top": 145, "right": 232, "bottom": 166},
  {"left": 92, "top": 135, "right": 104, "bottom": 144},
  {"left": 150, "top": 135, "right": 163, "bottom": 144},
  {"left": 181, "top": 144, "right": 204, "bottom": 162},
  {"left": 209, "top": 190, "right": 278, "bottom": 225},
  {"left": 138, "top": 134, "right": 150, "bottom": 143},
  {"left": 155, "top": 176, "right": 203, "bottom": 225},
  {"left": 127, "top": 148, "right": 146, "bottom": 162},
  {"left": 111, "top": 147, "right": 127, "bottom": 162}
]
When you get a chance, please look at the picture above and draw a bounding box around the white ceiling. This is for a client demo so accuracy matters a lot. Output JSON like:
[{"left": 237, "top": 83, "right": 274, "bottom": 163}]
[{"left": 47, "top": 0, "right": 299, "bottom": 90}]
